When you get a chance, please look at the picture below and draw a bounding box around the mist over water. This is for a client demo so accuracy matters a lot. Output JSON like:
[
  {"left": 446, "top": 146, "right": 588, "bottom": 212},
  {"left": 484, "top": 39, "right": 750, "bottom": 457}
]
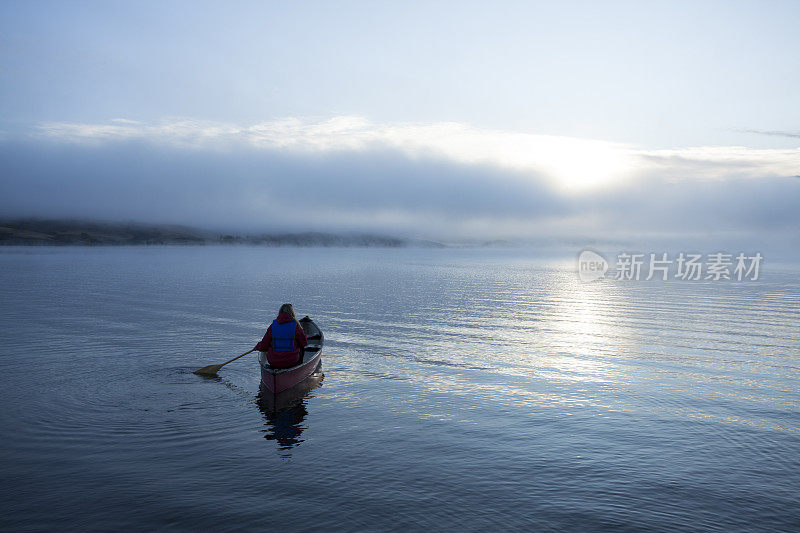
[
  {"left": 3, "top": 1, "right": 800, "bottom": 529},
  {"left": 1, "top": 246, "right": 798, "bottom": 531},
  {"left": 1, "top": 134, "right": 798, "bottom": 248}
]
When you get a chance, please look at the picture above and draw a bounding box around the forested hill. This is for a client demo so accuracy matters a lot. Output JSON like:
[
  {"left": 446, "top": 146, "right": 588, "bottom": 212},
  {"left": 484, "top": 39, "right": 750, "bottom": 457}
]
[{"left": 0, "top": 219, "right": 443, "bottom": 248}]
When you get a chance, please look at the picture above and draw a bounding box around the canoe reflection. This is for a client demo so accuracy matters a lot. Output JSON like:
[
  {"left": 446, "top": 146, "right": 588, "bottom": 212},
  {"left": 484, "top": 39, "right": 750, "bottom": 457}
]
[{"left": 256, "top": 368, "right": 323, "bottom": 452}]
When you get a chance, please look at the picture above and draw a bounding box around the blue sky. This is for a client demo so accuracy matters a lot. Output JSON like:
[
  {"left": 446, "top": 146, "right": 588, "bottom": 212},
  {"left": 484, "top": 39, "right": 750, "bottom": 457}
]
[
  {"left": 1, "top": 0, "right": 798, "bottom": 245},
  {"left": 3, "top": 0, "right": 799, "bottom": 146}
]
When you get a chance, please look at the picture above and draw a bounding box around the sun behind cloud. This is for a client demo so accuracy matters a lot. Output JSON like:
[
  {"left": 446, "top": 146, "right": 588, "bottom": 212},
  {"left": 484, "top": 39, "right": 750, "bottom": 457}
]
[{"left": 36, "top": 116, "right": 799, "bottom": 194}]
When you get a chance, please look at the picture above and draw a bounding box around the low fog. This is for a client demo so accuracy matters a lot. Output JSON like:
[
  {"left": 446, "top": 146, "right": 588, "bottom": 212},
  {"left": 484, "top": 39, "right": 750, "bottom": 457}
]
[{"left": 1, "top": 119, "right": 798, "bottom": 253}]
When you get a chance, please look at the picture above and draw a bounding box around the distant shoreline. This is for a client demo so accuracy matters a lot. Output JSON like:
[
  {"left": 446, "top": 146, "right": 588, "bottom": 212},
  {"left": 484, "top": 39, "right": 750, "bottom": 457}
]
[{"left": 0, "top": 219, "right": 445, "bottom": 248}]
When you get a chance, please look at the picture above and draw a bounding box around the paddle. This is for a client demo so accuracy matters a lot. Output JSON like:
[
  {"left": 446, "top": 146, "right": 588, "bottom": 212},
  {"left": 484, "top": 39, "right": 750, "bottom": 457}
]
[{"left": 194, "top": 348, "right": 256, "bottom": 376}]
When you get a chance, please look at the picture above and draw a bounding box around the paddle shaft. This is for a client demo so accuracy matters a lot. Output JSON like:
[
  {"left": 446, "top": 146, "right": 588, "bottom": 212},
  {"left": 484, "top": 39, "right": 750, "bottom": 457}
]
[{"left": 220, "top": 348, "right": 256, "bottom": 368}]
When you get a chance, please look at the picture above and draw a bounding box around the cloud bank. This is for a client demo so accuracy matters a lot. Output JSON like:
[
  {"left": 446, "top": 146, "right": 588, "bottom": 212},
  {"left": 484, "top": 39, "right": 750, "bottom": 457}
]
[{"left": 2, "top": 117, "right": 799, "bottom": 248}]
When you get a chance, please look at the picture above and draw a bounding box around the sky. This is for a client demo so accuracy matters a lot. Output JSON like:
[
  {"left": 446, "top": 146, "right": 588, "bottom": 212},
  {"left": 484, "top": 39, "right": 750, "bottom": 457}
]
[{"left": 0, "top": 0, "right": 798, "bottom": 247}]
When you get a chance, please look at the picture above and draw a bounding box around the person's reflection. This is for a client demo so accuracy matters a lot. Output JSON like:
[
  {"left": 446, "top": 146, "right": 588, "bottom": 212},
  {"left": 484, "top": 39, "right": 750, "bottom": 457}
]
[{"left": 256, "top": 370, "right": 323, "bottom": 455}]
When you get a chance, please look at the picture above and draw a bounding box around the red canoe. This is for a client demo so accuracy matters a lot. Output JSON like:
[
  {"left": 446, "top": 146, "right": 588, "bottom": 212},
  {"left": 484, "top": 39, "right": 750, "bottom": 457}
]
[{"left": 259, "top": 316, "right": 324, "bottom": 394}]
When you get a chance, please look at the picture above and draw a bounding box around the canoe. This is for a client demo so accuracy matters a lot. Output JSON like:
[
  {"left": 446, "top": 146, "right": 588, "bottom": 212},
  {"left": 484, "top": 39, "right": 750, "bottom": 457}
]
[{"left": 259, "top": 316, "right": 324, "bottom": 394}]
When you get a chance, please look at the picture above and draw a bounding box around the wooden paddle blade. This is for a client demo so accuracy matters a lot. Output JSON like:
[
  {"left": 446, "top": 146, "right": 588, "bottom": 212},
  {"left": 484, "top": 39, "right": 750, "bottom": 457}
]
[{"left": 193, "top": 364, "right": 223, "bottom": 376}]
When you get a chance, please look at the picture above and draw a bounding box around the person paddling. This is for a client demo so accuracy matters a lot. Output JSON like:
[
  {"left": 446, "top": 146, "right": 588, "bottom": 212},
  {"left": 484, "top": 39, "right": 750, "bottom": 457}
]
[{"left": 255, "top": 303, "right": 308, "bottom": 368}]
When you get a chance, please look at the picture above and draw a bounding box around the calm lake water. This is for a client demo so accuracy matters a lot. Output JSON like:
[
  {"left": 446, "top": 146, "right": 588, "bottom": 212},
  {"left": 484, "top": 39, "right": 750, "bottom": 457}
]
[{"left": 0, "top": 246, "right": 798, "bottom": 531}]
